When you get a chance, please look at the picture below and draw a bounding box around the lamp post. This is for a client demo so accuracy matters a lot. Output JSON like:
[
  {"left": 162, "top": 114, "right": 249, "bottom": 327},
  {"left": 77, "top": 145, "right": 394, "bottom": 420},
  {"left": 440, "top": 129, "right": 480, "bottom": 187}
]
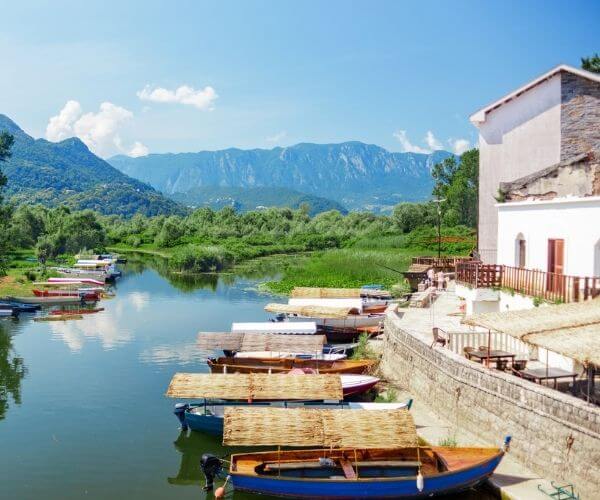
[{"left": 432, "top": 197, "right": 446, "bottom": 260}]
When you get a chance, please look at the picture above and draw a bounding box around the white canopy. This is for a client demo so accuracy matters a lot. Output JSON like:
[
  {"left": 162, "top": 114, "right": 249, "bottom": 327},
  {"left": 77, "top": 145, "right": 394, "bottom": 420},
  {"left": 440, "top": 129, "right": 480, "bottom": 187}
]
[
  {"left": 288, "top": 298, "right": 364, "bottom": 312},
  {"left": 231, "top": 321, "right": 317, "bottom": 335}
]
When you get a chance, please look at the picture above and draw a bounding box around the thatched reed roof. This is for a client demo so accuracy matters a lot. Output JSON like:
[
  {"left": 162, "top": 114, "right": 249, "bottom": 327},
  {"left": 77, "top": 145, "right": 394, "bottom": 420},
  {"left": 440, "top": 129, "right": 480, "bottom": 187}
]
[
  {"left": 222, "top": 407, "right": 417, "bottom": 448},
  {"left": 166, "top": 373, "right": 343, "bottom": 400},
  {"left": 292, "top": 287, "right": 363, "bottom": 298},
  {"left": 197, "top": 332, "right": 326, "bottom": 352},
  {"left": 265, "top": 303, "right": 359, "bottom": 318},
  {"left": 463, "top": 298, "right": 600, "bottom": 367}
]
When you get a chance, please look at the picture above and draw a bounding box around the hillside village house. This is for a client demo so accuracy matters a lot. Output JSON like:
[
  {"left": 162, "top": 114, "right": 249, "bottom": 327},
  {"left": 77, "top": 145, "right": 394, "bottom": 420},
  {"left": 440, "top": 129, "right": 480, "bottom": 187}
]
[{"left": 457, "top": 64, "right": 600, "bottom": 315}]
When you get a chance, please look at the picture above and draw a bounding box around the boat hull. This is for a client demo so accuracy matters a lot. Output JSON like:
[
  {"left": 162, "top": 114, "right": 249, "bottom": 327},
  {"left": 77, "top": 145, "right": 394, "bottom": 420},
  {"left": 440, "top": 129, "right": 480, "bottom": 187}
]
[
  {"left": 207, "top": 358, "right": 375, "bottom": 375},
  {"left": 230, "top": 450, "right": 504, "bottom": 499},
  {"left": 8, "top": 296, "right": 85, "bottom": 305}
]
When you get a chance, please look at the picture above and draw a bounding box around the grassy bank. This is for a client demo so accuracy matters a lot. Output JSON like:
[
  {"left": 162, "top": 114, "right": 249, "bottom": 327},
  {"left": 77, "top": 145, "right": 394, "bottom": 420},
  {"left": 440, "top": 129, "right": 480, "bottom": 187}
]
[
  {"left": 0, "top": 250, "right": 66, "bottom": 297},
  {"left": 264, "top": 247, "right": 427, "bottom": 295}
]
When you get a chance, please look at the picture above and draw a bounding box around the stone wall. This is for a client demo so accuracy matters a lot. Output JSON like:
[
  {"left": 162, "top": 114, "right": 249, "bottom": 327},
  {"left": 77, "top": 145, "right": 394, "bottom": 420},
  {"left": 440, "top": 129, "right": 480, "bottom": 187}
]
[
  {"left": 381, "top": 312, "right": 600, "bottom": 499},
  {"left": 561, "top": 72, "right": 600, "bottom": 160}
]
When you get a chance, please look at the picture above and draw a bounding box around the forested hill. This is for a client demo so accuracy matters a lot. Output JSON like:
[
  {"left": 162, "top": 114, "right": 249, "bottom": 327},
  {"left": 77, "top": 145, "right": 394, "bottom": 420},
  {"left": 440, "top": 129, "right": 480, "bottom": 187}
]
[
  {"left": 170, "top": 186, "right": 347, "bottom": 216},
  {"left": 0, "top": 114, "right": 182, "bottom": 217},
  {"left": 110, "top": 143, "right": 453, "bottom": 211}
]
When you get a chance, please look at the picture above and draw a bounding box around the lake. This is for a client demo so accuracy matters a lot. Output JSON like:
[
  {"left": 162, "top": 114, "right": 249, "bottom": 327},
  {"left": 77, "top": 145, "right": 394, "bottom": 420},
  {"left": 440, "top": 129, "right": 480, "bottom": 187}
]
[{"left": 0, "top": 257, "right": 494, "bottom": 499}]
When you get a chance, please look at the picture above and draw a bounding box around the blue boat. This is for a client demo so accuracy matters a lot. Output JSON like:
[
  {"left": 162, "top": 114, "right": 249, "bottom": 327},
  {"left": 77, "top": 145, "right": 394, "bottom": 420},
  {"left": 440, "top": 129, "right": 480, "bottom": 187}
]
[
  {"left": 174, "top": 400, "right": 413, "bottom": 436},
  {"left": 0, "top": 300, "right": 41, "bottom": 312},
  {"left": 201, "top": 406, "right": 509, "bottom": 498},
  {"left": 224, "top": 444, "right": 507, "bottom": 498}
]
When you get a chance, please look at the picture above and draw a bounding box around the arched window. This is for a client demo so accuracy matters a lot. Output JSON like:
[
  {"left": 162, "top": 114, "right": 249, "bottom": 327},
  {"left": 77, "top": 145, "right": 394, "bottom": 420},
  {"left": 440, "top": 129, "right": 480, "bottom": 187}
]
[{"left": 515, "top": 233, "right": 526, "bottom": 268}]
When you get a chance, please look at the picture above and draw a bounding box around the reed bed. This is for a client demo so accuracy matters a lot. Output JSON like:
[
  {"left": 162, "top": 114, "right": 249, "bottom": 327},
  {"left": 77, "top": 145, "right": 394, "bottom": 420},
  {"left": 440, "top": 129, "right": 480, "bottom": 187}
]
[{"left": 223, "top": 407, "right": 417, "bottom": 448}]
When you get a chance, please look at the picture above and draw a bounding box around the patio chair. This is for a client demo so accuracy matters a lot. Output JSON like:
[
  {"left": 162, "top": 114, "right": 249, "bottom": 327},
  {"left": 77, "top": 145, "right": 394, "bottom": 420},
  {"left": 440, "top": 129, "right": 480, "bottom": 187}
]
[
  {"left": 495, "top": 359, "right": 508, "bottom": 371},
  {"left": 463, "top": 346, "right": 475, "bottom": 360},
  {"left": 513, "top": 359, "right": 528, "bottom": 371},
  {"left": 430, "top": 327, "right": 449, "bottom": 348}
]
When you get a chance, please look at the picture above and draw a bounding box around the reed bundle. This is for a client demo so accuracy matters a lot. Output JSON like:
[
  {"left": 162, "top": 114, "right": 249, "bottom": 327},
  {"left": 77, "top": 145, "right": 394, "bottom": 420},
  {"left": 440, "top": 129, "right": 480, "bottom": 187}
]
[
  {"left": 166, "top": 373, "right": 343, "bottom": 400},
  {"left": 197, "top": 332, "right": 326, "bottom": 352},
  {"left": 265, "top": 303, "right": 357, "bottom": 318},
  {"left": 223, "top": 407, "right": 417, "bottom": 448}
]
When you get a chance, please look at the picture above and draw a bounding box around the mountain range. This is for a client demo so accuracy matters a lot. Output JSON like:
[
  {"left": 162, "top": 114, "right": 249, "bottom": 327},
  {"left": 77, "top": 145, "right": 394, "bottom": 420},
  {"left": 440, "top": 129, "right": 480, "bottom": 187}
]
[
  {"left": 110, "top": 143, "right": 452, "bottom": 212},
  {"left": 0, "top": 115, "right": 181, "bottom": 216}
]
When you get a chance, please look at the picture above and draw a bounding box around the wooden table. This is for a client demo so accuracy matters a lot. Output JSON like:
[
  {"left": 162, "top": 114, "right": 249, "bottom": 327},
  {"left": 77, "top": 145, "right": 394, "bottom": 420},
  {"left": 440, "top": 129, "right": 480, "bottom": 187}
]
[
  {"left": 468, "top": 350, "right": 516, "bottom": 367},
  {"left": 519, "top": 367, "right": 578, "bottom": 393}
]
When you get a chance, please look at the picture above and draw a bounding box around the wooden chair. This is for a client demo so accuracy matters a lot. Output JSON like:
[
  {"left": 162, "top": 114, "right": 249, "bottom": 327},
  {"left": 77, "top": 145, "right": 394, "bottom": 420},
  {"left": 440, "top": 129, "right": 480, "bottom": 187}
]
[
  {"left": 495, "top": 359, "right": 508, "bottom": 371},
  {"left": 513, "top": 359, "right": 527, "bottom": 371},
  {"left": 463, "top": 346, "right": 478, "bottom": 361},
  {"left": 431, "top": 327, "right": 449, "bottom": 348}
]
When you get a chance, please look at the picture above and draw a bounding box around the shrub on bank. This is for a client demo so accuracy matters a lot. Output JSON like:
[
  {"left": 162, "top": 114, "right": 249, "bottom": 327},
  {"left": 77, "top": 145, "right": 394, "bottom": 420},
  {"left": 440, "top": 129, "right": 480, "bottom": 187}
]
[{"left": 169, "top": 245, "right": 235, "bottom": 272}]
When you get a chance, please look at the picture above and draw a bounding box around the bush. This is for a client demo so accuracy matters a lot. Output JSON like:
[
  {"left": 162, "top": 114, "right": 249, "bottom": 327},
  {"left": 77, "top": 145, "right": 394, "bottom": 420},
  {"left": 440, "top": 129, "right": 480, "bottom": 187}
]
[{"left": 169, "top": 245, "right": 235, "bottom": 273}]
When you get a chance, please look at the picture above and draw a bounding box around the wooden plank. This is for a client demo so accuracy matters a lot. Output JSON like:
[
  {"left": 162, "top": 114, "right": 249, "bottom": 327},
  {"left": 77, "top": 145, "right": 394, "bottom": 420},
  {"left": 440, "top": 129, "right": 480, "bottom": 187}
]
[{"left": 339, "top": 459, "right": 357, "bottom": 479}]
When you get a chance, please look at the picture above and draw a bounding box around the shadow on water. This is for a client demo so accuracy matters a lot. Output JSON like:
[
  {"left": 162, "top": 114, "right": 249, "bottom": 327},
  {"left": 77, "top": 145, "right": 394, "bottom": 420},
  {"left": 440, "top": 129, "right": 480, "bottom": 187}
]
[{"left": 0, "top": 320, "right": 27, "bottom": 420}]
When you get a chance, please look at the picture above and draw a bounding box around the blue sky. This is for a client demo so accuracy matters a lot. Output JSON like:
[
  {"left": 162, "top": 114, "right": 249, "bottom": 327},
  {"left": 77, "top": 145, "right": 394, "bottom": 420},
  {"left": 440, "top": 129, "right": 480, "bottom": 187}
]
[{"left": 0, "top": 0, "right": 598, "bottom": 158}]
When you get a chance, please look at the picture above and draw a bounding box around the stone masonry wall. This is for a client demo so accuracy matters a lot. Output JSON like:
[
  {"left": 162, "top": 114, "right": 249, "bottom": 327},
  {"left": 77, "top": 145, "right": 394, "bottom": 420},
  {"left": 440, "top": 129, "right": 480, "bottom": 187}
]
[
  {"left": 381, "top": 312, "right": 600, "bottom": 499},
  {"left": 561, "top": 72, "right": 600, "bottom": 160}
]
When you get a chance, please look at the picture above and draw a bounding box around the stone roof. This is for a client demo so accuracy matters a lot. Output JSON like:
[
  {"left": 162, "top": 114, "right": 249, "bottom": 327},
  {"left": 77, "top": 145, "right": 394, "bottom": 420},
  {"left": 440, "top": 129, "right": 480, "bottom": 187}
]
[{"left": 499, "top": 151, "right": 594, "bottom": 193}]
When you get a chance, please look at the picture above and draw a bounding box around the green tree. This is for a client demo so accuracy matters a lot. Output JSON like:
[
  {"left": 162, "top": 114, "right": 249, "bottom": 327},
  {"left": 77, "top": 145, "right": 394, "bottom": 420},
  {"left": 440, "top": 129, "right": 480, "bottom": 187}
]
[
  {"left": 581, "top": 53, "right": 600, "bottom": 73},
  {"left": 0, "top": 132, "right": 15, "bottom": 274},
  {"left": 431, "top": 149, "right": 479, "bottom": 228},
  {"left": 392, "top": 202, "right": 436, "bottom": 233}
]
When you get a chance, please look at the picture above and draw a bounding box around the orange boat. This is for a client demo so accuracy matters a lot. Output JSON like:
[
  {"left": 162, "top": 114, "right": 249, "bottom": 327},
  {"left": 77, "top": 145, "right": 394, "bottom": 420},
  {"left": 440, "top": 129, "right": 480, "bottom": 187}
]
[{"left": 207, "top": 356, "right": 376, "bottom": 375}]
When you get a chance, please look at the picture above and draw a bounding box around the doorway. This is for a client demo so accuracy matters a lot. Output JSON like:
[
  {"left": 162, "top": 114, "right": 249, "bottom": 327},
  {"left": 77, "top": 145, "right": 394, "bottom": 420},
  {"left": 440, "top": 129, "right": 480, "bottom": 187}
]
[{"left": 547, "top": 238, "right": 565, "bottom": 294}]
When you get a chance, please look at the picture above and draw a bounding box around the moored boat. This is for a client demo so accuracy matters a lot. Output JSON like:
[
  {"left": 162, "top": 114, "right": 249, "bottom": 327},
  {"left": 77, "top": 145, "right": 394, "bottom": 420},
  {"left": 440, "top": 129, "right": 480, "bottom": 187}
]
[
  {"left": 203, "top": 407, "right": 509, "bottom": 498},
  {"left": 207, "top": 356, "right": 376, "bottom": 375},
  {"left": 0, "top": 300, "right": 41, "bottom": 312},
  {"left": 233, "top": 351, "right": 347, "bottom": 361},
  {"left": 48, "top": 277, "right": 105, "bottom": 286},
  {"left": 8, "top": 295, "right": 86, "bottom": 305},
  {"left": 177, "top": 399, "right": 413, "bottom": 435}
]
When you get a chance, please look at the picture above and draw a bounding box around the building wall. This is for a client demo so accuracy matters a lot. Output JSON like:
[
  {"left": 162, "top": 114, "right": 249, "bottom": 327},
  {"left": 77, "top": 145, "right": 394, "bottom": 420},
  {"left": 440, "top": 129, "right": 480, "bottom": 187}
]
[
  {"left": 477, "top": 75, "right": 562, "bottom": 262},
  {"left": 381, "top": 312, "right": 600, "bottom": 500},
  {"left": 497, "top": 196, "right": 600, "bottom": 276},
  {"left": 561, "top": 72, "right": 600, "bottom": 159}
]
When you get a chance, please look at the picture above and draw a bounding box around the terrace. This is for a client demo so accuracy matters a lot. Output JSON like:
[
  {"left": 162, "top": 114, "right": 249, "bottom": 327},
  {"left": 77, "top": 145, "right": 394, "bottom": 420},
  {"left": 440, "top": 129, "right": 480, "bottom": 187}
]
[{"left": 456, "top": 261, "right": 600, "bottom": 304}]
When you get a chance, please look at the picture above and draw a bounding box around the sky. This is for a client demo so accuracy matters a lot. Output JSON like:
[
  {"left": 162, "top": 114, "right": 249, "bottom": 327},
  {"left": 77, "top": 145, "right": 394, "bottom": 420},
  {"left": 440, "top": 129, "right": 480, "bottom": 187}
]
[{"left": 0, "top": 0, "right": 598, "bottom": 158}]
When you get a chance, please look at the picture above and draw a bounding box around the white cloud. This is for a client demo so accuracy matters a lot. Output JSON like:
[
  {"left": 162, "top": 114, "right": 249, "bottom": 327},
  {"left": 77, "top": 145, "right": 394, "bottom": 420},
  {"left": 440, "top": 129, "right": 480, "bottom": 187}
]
[
  {"left": 266, "top": 131, "right": 287, "bottom": 143},
  {"left": 449, "top": 138, "right": 471, "bottom": 155},
  {"left": 137, "top": 84, "right": 218, "bottom": 110},
  {"left": 128, "top": 141, "right": 149, "bottom": 157},
  {"left": 425, "top": 131, "right": 443, "bottom": 151},
  {"left": 46, "top": 101, "right": 148, "bottom": 158},
  {"left": 392, "top": 130, "right": 431, "bottom": 154},
  {"left": 46, "top": 100, "right": 83, "bottom": 142}
]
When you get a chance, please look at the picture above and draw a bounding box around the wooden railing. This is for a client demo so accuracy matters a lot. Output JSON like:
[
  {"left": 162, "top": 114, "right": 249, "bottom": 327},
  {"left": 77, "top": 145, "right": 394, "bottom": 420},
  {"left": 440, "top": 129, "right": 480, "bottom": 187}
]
[
  {"left": 456, "top": 263, "right": 600, "bottom": 303},
  {"left": 455, "top": 262, "right": 503, "bottom": 288},
  {"left": 412, "top": 256, "right": 476, "bottom": 269}
]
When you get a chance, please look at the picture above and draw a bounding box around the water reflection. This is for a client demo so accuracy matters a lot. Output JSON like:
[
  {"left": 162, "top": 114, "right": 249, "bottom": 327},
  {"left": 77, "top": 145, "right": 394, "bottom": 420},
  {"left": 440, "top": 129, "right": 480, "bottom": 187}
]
[
  {"left": 169, "top": 430, "right": 212, "bottom": 486},
  {"left": 48, "top": 295, "right": 136, "bottom": 352},
  {"left": 140, "top": 342, "right": 211, "bottom": 366},
  {"left": 0, "top": 322, "right": 27, "bottom": 420}
]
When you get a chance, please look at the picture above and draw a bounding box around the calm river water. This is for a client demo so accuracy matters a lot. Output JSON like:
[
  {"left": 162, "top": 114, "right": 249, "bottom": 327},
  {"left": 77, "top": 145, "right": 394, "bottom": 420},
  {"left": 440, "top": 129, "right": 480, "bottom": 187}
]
[{"left": 0, "top": 257, "right": 494, "bottom": 499}]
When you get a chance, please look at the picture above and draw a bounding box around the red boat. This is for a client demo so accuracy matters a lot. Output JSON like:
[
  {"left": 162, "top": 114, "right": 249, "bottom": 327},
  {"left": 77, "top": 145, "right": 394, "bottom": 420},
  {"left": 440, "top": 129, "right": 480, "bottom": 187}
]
[{"left": 33, "top": 289, "right": 100, "bottom": 301}]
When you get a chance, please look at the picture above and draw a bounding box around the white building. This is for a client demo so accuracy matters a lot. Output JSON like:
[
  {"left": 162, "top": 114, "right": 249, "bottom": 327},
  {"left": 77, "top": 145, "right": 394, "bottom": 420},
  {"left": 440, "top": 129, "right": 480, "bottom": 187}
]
[
  {"left": 458, "top": 64, "right": 600, "bottom": 315},
  {"left": 470, "top": 64, "right": 600, "bottom": 265}
]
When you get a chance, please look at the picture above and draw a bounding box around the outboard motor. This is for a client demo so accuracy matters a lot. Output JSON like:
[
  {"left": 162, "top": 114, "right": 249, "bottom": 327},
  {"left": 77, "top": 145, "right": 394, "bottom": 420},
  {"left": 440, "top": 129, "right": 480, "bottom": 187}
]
[
  {"left": 200, "top": 453, "right": 224, "bottom": 492},
  {"left": 275, "top": 313, "right": 286, "bottom": 322},
  {"left": 173, "top": 403, "right": 190, "bottom": 431}
]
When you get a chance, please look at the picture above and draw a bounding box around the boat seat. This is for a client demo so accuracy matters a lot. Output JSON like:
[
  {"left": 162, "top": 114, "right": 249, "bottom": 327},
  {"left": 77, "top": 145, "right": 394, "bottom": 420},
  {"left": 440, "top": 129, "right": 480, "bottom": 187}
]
[{"left": 264, "top": 460, "right": 422, "bottom": 471}]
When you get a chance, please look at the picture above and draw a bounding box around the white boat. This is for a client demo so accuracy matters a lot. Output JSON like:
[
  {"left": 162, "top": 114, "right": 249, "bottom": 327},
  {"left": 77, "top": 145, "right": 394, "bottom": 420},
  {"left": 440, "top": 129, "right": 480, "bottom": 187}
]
[
  {"left": 48, "top": 277, "right": 105, "bottom": 286},
  {"left": 234, "top": 351, "right": 347, "bottom": 361},
  {"left": 231, "top": 322, "right": 317, "bottom": 335},
  {"left": 288, "top": 298, "right": 365, "bottom": 312}
]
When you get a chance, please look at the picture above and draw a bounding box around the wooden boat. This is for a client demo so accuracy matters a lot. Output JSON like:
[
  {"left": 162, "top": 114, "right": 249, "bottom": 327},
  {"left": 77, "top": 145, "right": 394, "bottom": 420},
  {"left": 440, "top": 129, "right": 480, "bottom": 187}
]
[
  {"left": 8, "top": 295, "right": 85, "bottom": 305},
  {"left": 50, "top": 308, "right": 104, "bottom": 315},
  {"left": 0, "top": 300, "right": 41, "bottom": 312},
  {"left": 33, "top": 289, "right": 100, "bottom": 301},
  {"left": 0, "top": 308, "right": 18, "bottom": 318},
  {"left": 177, "top": 400, "right": 413, "bottom": 435},
  {"left": 207, "top": 356, "right": 376, "bottom": 375},
  {"left": 233, "top": 351, "right": 347, "bottom": 361},
  {"left": 224, "top": 445, "right": 507, "bottom": 498},
  {"left": 48, "top": 277, "right": 105, "bottom": 286},
  {"left": 203, "top": 407, "right": 509, "bottom": 498}
]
